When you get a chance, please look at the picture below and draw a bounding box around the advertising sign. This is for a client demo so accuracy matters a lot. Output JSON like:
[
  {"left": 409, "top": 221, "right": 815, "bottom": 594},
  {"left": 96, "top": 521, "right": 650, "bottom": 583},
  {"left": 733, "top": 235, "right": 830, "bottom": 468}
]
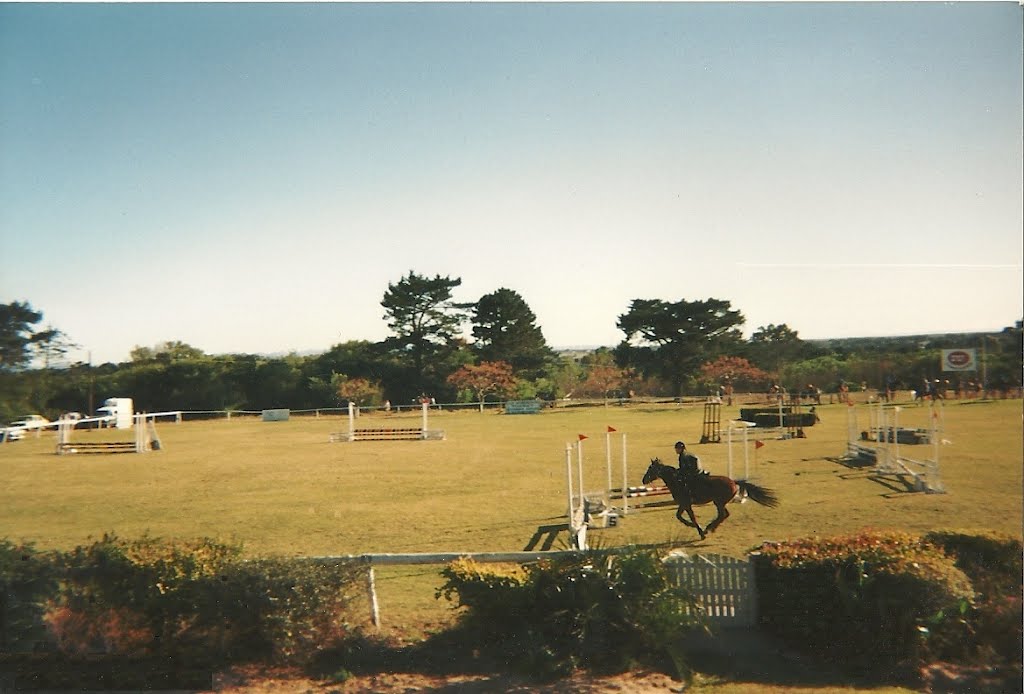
[{"left": 941, "top": 348, "right": 977, "bottom": 372}]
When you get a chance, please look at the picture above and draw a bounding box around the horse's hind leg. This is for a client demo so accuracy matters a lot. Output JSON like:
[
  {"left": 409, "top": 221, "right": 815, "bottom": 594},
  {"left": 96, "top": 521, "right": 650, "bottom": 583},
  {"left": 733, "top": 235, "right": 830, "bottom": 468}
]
[{"left": 705, "top": 502, "right": 730, "bottom": 534}]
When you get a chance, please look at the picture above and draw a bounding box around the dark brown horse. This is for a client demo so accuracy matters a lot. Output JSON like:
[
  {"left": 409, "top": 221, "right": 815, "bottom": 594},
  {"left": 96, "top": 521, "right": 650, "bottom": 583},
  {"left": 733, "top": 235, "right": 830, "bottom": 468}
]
[{"left": 642, "top": 458, "right": 779, "bottom": 539}]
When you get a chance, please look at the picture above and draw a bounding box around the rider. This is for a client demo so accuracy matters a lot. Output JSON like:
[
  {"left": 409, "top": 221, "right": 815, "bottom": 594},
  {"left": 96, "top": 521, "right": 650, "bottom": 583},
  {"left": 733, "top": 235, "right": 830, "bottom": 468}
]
[{"left": 674, "top": 441, "right": 707, "bottom": 495}]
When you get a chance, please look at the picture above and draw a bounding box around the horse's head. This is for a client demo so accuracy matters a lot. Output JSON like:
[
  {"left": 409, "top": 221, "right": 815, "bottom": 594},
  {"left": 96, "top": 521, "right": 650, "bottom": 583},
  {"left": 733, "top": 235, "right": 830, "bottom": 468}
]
[{"left": 642, "top": 458, "right": 664, "bottom": 485}]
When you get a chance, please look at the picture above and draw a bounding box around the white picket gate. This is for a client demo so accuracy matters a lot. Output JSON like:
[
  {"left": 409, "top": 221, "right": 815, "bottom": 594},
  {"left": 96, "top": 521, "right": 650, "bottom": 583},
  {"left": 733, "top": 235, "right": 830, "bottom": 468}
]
[{"left": 664, "top": 552, "right": 758, "bottom": 627}]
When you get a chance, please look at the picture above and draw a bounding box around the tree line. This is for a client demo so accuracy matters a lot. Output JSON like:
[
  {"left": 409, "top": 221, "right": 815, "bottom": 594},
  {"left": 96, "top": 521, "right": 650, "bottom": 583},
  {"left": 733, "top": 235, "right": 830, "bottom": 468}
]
[{"left": 1, "top": 272, "right": 1021, "bottom": 422}]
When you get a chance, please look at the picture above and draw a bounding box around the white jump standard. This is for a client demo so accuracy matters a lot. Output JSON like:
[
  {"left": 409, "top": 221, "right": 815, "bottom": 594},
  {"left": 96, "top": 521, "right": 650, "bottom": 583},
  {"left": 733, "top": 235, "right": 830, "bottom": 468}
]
[
  {"left": 843, "top": 401, "right": 945, "bottom": 494},
  {"left": 330, "top": 402, "right": 445, "bottom": 442},
  {"left": 56, "top": 413, "right": 161, "bottom": 455},
  {"left": 564, "top": 441, "right": 590, "bottom": 550}
]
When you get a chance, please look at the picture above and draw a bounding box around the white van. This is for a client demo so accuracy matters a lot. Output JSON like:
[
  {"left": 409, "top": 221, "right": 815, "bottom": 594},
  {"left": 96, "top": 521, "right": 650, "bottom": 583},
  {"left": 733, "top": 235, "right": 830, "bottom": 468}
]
[{"left": 97, "top": 398, "right": 134, "bottom": 429}]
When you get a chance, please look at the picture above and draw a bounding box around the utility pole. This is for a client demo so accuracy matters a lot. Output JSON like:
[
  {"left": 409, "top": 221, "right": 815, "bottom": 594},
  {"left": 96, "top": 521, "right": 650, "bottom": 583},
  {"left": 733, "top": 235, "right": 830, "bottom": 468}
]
[
  {"left": 980, "top": 336, "right": 987, "bottom": 390},
  {"left": 87, "top": 350, "right": 94, "bottom": 416}
]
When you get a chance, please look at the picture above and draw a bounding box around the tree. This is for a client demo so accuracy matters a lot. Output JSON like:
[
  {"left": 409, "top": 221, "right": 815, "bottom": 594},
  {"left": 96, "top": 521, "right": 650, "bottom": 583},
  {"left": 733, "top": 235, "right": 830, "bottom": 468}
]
[
  {"left": 33, "top": 324, "right": 77, "bottom": 368},
  {"left": 746, "top": 323, "right": 811, "bottom": 376},
  {"left": 447, "top": 361, "right": 518, "bottom": 412},
  {"left": 0, "top": 301, "right": 62, "bottom": 372},
  {"left": 129, "top": 341, "right": 206, "bottom": 363},
  {"left": 699, "top": 356, "right": 772, "bottom": 393},
  {"left": 615, "top": 298, "right": 745, "bottom": 396},
  {"left": 381, "top": 272, "right": 470, "bottom": 392},
  {"left": 579, "top": 364, "right": 630, "bottom": 405},
  {"left": 983, "top": 323, "right": 1023, "bottom": 396},
  {"left": 311, "top": 340, "right": 403, "bottom": 402},
  {"left": 471, "top": 288, "right": 554, "bottom": 376},
  {"left": 534, "top": 353, "right": 586, "bottom": 401},
  {"left": 333, "top": 374, "right": 383, "bottom": 407}
]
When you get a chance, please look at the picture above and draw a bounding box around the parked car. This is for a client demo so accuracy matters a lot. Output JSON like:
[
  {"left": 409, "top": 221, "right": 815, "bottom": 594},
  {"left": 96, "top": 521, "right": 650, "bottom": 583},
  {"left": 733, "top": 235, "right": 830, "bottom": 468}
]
[
  {"left": 3, "top": 415, "right": 51, "bottom": 441},
  {"left": 11, "top": 414, "right": 51, "bottom": 430}
]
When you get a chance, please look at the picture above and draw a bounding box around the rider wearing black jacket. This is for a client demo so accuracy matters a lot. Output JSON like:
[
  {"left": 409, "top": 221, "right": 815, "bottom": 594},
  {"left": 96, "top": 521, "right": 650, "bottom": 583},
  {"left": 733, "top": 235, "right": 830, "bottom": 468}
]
[{"left": 674, "top": 441, "right": 706, "bottom": 493}]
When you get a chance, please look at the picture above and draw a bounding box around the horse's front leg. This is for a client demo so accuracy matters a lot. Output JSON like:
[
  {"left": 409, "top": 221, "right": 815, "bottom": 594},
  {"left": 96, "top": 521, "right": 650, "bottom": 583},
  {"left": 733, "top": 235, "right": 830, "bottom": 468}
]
[
  {"left": 674, "top": 506, "right": 697, "bottom": 528},
  {"left": 676, "top": 505, "right": 705, "bottom": 539}
]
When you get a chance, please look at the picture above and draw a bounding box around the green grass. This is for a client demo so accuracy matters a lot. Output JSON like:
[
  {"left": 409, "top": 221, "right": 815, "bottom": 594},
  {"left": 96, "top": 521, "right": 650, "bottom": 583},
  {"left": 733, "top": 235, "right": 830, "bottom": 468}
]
[{"left": 2, "top": 397, "right": 1021, "bottom": 643}]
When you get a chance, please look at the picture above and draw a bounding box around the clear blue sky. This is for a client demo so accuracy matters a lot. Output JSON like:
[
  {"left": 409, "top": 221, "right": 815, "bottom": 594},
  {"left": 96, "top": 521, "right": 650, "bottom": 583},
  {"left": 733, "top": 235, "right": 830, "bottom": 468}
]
[{"left": 2, "top": 2, "right": 1021, "bottom": 365}]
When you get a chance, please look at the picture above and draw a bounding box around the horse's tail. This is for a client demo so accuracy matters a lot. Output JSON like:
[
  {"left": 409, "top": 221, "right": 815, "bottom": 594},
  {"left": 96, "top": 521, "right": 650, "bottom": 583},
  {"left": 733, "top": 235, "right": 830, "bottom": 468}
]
[{"left": 736, "top": 480, "right": 780, "bottom": 508}]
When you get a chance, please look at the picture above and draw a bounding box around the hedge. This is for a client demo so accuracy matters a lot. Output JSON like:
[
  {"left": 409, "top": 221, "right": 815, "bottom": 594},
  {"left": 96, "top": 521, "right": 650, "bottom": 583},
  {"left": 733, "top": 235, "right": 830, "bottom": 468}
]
[
  {"left": 1, "top": 534, "right": 366, "bottom": 665},
  {"left": 752, "top": 529, "right": 1022, "bottom": 675},
  {"left": 437, "top": 548, "right": 705, "bottom": 680}
]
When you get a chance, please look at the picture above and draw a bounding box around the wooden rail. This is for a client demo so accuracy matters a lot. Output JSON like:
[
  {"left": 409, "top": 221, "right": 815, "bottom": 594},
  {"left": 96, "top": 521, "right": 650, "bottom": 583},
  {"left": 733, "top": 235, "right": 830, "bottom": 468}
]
[{"left": 56, "top": 442, "right": 137, "bottom": 454}]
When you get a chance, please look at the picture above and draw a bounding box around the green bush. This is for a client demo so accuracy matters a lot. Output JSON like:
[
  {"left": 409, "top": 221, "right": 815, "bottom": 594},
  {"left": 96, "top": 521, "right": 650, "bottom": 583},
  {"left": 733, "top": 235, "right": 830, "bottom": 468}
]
[
  {"left": 437, "top": 548, "right": 704, "bottom": 680},
  {"left": 2, "top": 534, "right": 367, "bottom": 666},
  {"left": 188, "top": 557, "right": 366, "bottom": 663},
  {"left": 923, "top": 530, "right": 1023, "bottom": 664},
  {"left": 753, "top": 530, "right": 975, "bottom": 674},
  {"left": 0, "top": 540, "right": 59, "bottom": 652},
  {"left": 923, "top": 530, "right": 1022, "bottom": 597}
]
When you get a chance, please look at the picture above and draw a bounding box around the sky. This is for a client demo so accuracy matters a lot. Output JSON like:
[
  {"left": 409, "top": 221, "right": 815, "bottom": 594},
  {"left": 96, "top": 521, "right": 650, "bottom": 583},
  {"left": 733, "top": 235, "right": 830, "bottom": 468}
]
[{"left": 1, "top": 1, "right": 1021, "bottom": 365}]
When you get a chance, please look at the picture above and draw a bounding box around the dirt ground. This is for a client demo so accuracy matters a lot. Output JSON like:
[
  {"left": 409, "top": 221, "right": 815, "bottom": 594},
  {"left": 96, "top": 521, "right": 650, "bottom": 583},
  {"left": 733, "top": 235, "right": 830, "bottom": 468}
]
[
  {"left": 211, "top": 667, "right": 686, "bottom": 693},
  {"left": 202, "top": 628, "right": 883, "bottom": 693},
  {"left": 207, "top": 661, "right": 1020, "bottom": 694}
]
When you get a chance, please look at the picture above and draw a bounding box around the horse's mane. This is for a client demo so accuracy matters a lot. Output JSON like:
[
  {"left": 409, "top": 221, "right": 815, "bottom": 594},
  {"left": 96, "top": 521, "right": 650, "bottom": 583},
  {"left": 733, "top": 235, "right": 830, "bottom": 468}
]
[{"left": 650, "top": 458, "right": 683, "bottom": 486}]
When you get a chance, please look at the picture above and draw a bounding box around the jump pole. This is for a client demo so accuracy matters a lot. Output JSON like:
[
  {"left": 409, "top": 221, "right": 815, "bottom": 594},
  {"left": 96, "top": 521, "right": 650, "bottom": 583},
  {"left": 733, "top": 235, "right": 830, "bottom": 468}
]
[
  {"left": 134, "top": 414, "right": 144, "bottom": 453},
  {"left": 564, "top": 436, "right": 588, "bottom": 516},
  {"left": 565, "top": 443, "right": 575, "bottom": 518},
  {"left": 577, "top": 435, "right": 586, "bottom": 513},
  {"left": 726, "top": 423, "right": 752, "bottom": 479},
  {"left": 565, "top": 436, "right": 589, "bottom": 550},
  {"left": 604, "top": 426, "right": 628, "bottom": 515}
]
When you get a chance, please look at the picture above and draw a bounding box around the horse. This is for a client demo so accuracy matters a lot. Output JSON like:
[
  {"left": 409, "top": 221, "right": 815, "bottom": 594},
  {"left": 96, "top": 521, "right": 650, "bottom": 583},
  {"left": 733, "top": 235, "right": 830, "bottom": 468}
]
[{"left": 642, "top": 458, "right": 779, "bottom": 540}]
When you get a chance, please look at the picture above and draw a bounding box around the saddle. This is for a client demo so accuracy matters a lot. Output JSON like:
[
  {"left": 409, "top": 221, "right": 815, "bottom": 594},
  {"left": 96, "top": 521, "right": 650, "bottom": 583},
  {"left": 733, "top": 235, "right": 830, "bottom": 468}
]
[{"left": 676, "top": 468, "right": 709, "bottom": 495}]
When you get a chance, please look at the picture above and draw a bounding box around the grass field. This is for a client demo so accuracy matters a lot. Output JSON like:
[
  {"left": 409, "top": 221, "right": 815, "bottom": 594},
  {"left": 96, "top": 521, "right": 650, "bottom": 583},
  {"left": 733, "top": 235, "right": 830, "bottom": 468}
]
[{"left": 2, "top": 397, "right": 1021, "bottom": 640}]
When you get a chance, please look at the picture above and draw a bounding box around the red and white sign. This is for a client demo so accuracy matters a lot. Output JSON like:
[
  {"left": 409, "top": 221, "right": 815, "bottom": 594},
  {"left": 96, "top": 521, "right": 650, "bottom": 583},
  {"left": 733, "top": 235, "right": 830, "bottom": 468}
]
[{"left": 941, "top": 349, "right": 977, "bottom": 372}]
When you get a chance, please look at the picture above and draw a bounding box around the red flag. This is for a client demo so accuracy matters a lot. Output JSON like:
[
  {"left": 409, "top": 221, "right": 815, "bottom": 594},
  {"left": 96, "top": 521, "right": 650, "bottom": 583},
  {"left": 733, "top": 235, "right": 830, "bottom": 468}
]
[
  {"left": 606, "top": 426, "right": 617, "bottom": 433},
  {"left": 755, "top": 440, "right": 765, "bottom": 449},
  {"left": 578, "top": 434, "right": 589, "bottom": 441}
]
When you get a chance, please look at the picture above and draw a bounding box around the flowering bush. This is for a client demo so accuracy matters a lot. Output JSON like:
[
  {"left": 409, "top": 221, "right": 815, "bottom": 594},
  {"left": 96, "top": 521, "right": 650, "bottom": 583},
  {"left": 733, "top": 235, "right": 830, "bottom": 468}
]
[{"left": 1, "top": 534, "right": 366, "bottom": 666}]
